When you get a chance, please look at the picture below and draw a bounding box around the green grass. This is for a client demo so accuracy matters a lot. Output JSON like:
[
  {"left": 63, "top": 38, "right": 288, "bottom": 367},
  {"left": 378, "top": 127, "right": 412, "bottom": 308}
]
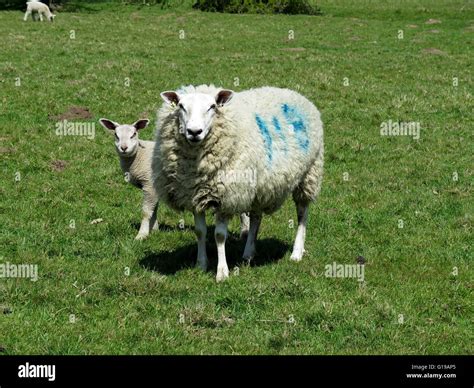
[{"left": 0, "top": 0, "right": 472, "bottom": 355}]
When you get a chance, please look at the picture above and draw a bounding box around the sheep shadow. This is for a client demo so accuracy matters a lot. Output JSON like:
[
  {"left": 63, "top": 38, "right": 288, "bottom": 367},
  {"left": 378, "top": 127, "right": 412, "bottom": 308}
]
[{"left": 140, "top": 232, "right": 290, "bottom": 276}]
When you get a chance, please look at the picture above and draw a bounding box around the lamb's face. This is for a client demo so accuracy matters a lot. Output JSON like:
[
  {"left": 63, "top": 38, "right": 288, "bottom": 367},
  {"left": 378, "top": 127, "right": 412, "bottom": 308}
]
[
  {"left": 99, "top": 118, "right": 149, "bottom": 157},
  {"left": 160, "top": 89, "right": 234, "bottom": 145},
  {"left": 113, "top": 125, "right": 140, "bottom": 156}
]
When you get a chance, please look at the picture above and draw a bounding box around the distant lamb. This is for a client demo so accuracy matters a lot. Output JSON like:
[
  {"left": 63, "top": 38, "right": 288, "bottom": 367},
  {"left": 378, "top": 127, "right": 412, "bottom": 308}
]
[
  {"left": 24, "top": 1, "right": 55, "bottom": 22},
  {"left": 99, "top": 118, "right": 159, "bottom": 240},
  {"left": 153, "top": 85, "right": 324, "bottom": 281}
]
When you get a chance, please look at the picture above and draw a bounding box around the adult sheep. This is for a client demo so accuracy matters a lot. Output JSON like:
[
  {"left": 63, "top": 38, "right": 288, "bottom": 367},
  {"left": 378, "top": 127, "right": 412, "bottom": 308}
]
[{"left": 152, "top": 85, "right": 323, "bottom": 282}]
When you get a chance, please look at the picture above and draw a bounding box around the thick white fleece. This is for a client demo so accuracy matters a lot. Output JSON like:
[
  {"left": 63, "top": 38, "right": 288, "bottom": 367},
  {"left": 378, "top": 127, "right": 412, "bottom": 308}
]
[{"left": 152, "top": 85, "right": 324, "bottom": 217}]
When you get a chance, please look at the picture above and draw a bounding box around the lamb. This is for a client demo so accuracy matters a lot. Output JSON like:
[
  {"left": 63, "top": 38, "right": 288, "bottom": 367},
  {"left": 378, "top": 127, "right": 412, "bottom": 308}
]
[
  {"left": 99, "top": 118, "right": 159, "bottom": 240},
  {"left": 152, "top": 85, "right": 324, "bottom": 281},
  {"left": 24, "top": 1, "right": 56, "bottom": 22}
]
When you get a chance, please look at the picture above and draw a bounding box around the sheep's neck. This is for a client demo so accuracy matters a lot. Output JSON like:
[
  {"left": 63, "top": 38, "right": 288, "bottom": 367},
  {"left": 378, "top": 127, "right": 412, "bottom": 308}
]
[
  {"left": 118, "top": 143, "right": 142, "bottom": 172},
  {"left": 119, "top": 154, "right": 136, "bottom": 173}
]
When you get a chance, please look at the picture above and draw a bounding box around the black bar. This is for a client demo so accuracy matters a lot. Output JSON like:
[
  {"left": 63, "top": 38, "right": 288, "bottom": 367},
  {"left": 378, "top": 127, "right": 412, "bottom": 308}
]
[{"left": 0, "top": 356, "right": 471, "bottom": 387}]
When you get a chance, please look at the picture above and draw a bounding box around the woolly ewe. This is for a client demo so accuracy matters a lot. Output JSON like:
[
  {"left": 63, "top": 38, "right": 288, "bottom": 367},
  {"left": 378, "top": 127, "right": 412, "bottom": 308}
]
[{"left": 153, "top": 85, "right": 323, "bottom": 281}]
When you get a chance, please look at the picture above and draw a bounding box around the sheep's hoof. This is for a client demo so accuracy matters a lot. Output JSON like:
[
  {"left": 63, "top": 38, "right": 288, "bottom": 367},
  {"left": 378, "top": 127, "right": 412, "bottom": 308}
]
[
  {"left": 216, "top": 267, "right": 229, "bottom": 282},
  {"left": 196, "top": 260, "right": 208, "bottom": 272},
  {"left": 290, "top": 250, "right": 304, "bottom": 261},
  {"left": 134, "top": 233, "right": 148, "bottom": 241},
  {"left": 290, "top": 246, "right": 306, "bottom": 261},
  {"left": 242, "top": 255, "right": 254, "bottom": 264}
]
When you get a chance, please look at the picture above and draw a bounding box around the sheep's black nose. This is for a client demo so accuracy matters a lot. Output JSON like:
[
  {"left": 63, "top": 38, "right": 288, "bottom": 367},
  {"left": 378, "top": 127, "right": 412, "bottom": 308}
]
[
  {"left": 187, "top": 128, "right": 203, "bottom": 137},
  {"left": 121, "top": 145, "right": 128, "bottom": 152}
]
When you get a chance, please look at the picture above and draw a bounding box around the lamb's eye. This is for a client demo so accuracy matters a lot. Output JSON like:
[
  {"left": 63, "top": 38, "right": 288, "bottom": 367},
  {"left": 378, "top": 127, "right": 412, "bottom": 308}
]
[
  {"left": 209, "top": 104, "right": 216, "bottom": 111},
  {"left": 131, "top": 132, "right": 137, "bottom": 139},
  {"left": 114, "top": 134, "right": 119, "bottom": 140},
  {"left": 178, "top": 103, "right": 186, "bottom": 112}
]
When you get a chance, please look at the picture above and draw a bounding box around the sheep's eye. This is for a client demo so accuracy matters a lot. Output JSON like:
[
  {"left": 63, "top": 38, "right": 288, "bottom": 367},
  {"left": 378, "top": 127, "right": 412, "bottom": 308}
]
[
  {"left": 209, "top": 104, "right": 216, "bottom": 111},
  {"left": 114, "top": 134, "right": 119, "bottom": 140},
  {"left": 178, "top": 103, "right": 186, "bottom": 112},
  {"left": 131, "top": 132, "right": 137, "bottom": 139}
]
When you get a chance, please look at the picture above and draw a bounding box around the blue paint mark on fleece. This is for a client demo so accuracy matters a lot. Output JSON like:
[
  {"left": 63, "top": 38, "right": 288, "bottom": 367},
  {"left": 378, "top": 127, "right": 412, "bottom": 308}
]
[
  {"left": 281, "top": 103, "right": 309, "bottom": 152},
  {"left": 255, "top": 114, "right": 273, "bottom": 163},
  {"left": 272, "top": 116, "right": 287, "bottom": 153}
]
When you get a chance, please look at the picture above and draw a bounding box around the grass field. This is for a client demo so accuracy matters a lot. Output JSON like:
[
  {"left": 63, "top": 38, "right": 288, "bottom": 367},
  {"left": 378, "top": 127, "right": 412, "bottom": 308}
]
[{"left": 0, "top": 0, "right": 472, "bottom": 355}]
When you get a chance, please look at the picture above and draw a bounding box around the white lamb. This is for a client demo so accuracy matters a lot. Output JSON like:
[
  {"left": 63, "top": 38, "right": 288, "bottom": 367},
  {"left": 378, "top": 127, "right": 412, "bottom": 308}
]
[
  {"left": 152, "top": 85, "right": 324, "bottom": 281},
  {"left": 24, "top": 1, "right": 55, "bottom": 22},
  {"left": 99, "top": 118, "right": 159, "bottom": 240}
]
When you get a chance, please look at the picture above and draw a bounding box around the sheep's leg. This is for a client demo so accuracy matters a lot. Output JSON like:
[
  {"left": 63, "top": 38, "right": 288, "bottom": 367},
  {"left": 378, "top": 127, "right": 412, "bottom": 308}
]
[
  {"left": 24, "top": 10, "right": 31, "bottom": 21},
  {"left": 239, "top": 212, "right": 250, "bottom": 240},
  {"left": 39, "top": 12, "right": 44, "bottom": 22},
  {"left": 242, "top": 213, "right": 261, "bottom": 262},
  {"left": 215, "top": 214, "right": 229, "bottom": 282},
  {"left": 194, "top": 212, "right": 208, "bottom": 271},
  {"left": 151, "top": 205, "right": 159, "bottom": 231},
  {"left": 290, "top": 202, "right": 309, "bottom": 261},
  {"left": 135, "top": 191, "right": 155, "bottom": 240}
]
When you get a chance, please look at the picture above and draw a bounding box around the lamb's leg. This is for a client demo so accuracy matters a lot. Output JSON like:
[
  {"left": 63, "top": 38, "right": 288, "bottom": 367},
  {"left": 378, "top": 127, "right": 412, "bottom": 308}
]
[
  {"left": 135, "top": 191, "right": 155, "bottom": 240},
  {"left": 147, "top": 191, "right": 159, "bottom": 233},
  {"left": 24, "top": 10, "right": 31, "bottom": 21},
  {"left": 290, "top": 202, "right": 309, "bottom": 261},
  {"left": 194, "top": 212, "right": 208, "bottom": 271},
  {"left": 151, "top": 205, "right": 159, "bottom": 231},
  {"left": 239, "top": 212, "right": 250, "bottom": 240},
  {"left": 243, "top": 213, "right": 261, "bottom": 262},
  {"left": 215, "top": 213, "right": 229, "bottom": 282},
  {"left": 39, "top": 12, "right": 43, "bottom": 22}
]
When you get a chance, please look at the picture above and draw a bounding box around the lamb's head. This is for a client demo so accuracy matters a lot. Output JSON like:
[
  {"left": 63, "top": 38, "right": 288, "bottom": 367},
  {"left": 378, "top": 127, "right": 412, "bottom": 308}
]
[
  {"left": 99, "top": 118, "right": 149, "bottom": 157},
  {"left": 160, "top": 89, "right": 234, "bottom": 145},
  {"left": 49, "top": 14, "right": 56, "bottom": 22}
]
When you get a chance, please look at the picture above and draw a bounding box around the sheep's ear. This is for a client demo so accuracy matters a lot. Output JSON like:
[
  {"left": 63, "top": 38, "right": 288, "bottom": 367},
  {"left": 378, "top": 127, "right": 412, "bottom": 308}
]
[
  {"left": 99, "top": 118, "right": 119, "bottom": 132},
  {"left": 216, "top": 89, "right": 234, "bottom": 106},
  {"left": 133, "top": 119, "right": 149, "bottom": 131},
  {"left": 160, "top": 91, "right": 180, "bottom": 106}
]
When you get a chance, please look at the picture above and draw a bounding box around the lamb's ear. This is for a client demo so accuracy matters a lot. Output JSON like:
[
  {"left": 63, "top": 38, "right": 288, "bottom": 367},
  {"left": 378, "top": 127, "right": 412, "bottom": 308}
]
[
  {"left": 99, "top": 118, "right": 119, "bottom": 132},
  {"left": 216, "top": 89, "right": 234, "bottom": 106},
  {"left": 133, "top": 119, "right": 150, "bottom": 131},
  {"left": 160, "top": 91, "right": 180, "bottom": 106}
]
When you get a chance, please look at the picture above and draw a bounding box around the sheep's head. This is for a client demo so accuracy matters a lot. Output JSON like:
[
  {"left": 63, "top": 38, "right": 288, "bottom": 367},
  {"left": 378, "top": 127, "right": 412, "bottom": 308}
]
[
  {"left": 49, "top": 14, "right": 56, "bottom": 22},
  {"left": 160, "top": 89, "right": 234, "bottom": 145},
  {"left": 99, "top": 118, "right": 149, "bottom": 157}
]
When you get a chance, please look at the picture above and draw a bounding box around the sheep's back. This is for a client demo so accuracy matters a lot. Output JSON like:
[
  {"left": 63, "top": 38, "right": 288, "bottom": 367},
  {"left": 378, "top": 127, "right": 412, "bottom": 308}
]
[
  {"left": 153, "top": 86, "right": 323, "bottom": 215},
  {"left": 222, "top": 87, "right": 323, "bottom": 213}
]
